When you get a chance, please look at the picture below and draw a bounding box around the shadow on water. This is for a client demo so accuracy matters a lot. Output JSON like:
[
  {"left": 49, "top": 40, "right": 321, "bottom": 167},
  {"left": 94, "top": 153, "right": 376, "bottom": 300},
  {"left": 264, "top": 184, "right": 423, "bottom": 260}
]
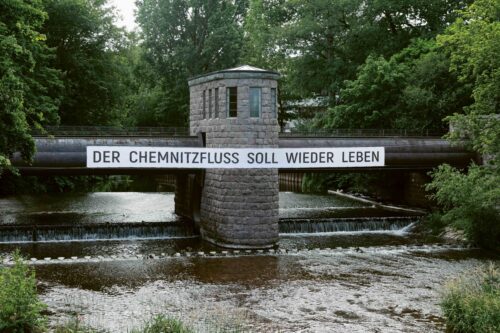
[{"left": 34, "top": 256, "right": 308, "bottom": 291}]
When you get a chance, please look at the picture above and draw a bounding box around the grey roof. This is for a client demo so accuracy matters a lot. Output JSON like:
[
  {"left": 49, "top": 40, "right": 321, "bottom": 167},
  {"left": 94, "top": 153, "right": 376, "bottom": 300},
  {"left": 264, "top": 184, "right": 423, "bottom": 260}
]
[
  {"left": 224, "top": 65, "right": 269, "bottom": 72},
  {"left": 188, "top": 64, "right": 280, "bottom": 86}
]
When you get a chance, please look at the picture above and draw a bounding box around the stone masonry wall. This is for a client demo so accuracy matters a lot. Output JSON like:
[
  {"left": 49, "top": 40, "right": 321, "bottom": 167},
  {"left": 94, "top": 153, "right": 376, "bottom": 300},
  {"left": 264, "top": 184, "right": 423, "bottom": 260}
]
[{"left": 189, "top": 76, "right": 279, "bottom": 248}]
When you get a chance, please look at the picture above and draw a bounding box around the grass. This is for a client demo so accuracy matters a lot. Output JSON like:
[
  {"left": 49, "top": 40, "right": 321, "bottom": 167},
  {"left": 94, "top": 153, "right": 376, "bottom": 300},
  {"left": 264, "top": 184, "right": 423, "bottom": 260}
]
[
  {"left": 53, "top": 315, "right": 106, "bottom": 333},
  {"left": 441, "top": 263, "right": 500, "bottom": 333},
  {"left": 130, "top": 315, "right": 194, "bottom": 333}
]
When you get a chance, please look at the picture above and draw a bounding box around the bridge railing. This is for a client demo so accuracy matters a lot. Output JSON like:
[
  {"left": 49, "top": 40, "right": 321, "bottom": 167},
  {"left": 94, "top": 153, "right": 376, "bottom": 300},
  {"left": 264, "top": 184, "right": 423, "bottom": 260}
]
[
  {"left": 279, "top": 128, "right": 445, "bottom": 137},
  {"left": 31, "top": 126, "right": 445, "bottom": 138},
  {"left": 32, "top": 126, "right": 190, "bottom": 137}
]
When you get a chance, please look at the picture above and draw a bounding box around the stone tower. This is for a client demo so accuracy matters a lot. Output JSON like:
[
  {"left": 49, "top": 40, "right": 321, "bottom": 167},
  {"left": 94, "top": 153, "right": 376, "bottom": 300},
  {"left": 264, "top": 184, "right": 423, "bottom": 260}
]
[{"left": 187, "top": 65, "right": 280, "bottom": 248}]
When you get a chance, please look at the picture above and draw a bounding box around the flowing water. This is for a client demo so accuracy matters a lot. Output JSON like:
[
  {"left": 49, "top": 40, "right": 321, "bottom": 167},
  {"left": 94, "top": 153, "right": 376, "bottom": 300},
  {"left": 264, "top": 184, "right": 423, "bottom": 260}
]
[{"left": 0, "top": 192, "right": 497, "bottom": 332}]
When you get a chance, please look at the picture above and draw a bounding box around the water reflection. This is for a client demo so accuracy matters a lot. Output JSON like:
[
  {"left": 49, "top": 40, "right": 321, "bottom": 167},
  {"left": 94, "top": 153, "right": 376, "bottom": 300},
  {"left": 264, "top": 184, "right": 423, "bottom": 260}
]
[
  {"left": 0, "top": 192, "right": 178, "bottom": 225},
  {"left": 1, "top": 192, "right": 414, "bottom": 225}
]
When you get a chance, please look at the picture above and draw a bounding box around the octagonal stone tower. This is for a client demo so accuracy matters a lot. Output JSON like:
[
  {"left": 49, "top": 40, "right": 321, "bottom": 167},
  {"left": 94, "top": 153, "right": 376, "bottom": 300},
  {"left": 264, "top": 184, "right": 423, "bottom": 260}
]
[{"left": 188, "top": 65, "right": 280, "bottom": 248}]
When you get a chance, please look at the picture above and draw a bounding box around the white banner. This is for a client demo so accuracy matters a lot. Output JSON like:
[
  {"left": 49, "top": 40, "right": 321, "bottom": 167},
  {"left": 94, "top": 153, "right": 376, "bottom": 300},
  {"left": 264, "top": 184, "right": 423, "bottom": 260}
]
[{"left": 86, "top": 146, "right": 385, "bottom": 169}]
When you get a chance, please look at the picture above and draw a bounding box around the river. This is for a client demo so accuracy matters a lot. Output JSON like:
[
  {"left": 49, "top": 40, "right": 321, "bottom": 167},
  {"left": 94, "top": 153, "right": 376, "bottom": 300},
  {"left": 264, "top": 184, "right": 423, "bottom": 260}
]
[{"left": 0, "top": 192, "right": 497, "bottom": 332}]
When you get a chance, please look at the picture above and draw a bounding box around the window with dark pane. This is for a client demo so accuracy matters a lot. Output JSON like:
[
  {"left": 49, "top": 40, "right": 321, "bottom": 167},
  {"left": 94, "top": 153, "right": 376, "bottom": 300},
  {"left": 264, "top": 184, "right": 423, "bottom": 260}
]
[
  {"left": 214, "top": 88, "right": 219, "bottom": 118},
  {"left": 208, "top": 89, "right": 212, "bottom": 118},
  {"left": 202, "top": 90, "right": 206, "bottom": 119},
  {"left": 226, "top": 87, "right": 237, "bottom": 117}
]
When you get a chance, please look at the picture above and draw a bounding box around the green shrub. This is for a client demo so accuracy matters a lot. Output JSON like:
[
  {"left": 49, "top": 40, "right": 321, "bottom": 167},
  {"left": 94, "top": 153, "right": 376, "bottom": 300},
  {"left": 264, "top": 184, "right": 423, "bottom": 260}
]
[
  {"left": 132, "top": 315, "right": 194, "bottom": 333},
  {"left": 0, "top": 251, "right": 47, "bottom": 332},
  {"left": 424, "top": 212, "right": 448, "bottom": 235},
  {"left": 427, "top": 164, "right": 500, "bottom": 249},
  {"left": 441, "top": 263, "right": 500, "bottom": 333}
]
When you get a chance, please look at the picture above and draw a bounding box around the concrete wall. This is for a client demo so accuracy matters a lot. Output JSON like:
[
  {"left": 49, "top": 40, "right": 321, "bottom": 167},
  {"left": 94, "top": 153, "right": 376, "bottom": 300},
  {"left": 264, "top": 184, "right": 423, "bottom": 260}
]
[{"left": 188, "top": 72, "right": 280, "bottom": 248}]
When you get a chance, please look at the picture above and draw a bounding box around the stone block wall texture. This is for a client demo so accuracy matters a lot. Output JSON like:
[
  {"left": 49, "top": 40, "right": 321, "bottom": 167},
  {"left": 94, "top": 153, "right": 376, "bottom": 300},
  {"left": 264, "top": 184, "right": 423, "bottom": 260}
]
[{"left": 188, "top": 73, "right": 280, "bottom": 248}]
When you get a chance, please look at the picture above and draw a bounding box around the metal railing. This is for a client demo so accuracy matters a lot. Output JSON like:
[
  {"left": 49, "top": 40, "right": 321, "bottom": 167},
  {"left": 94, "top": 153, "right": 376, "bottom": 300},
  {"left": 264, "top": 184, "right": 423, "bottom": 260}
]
[
  {"left": 31, "top": 126, "right": 445, "bottom": 138},
  {"left": 32, "top": 126, "right": 190, "bottom": 137},
  {"left": 279, "top": 128, "right": 445, "bottom": 137}
]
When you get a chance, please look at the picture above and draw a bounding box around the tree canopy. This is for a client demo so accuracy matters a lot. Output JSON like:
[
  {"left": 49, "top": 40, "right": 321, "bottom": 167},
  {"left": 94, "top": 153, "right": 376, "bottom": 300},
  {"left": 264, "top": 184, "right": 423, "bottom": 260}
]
[
  {"left": 42, "top": 0, "right": 130, "bottom": 125},
  {"left": 426, "top": 0, "right": 499, "bottom": 249},
  {"left": 438, "top": 0, "right": 500, "bottom": 157},
  {"left": 0, "top": 0, "right": 61, "bottom": 174},
  {"left": 135, "top": 0, "right": 247, "bottom": 126},
  {"left": 317, "top": 39, "right": 472, "bottom": 132}
]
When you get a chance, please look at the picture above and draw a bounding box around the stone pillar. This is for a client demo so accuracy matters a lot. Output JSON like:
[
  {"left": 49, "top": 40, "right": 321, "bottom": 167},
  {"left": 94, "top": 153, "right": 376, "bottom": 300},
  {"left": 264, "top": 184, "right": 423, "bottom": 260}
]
[{"left": 188, "top": 65, "right": 280, "bottom": 248}]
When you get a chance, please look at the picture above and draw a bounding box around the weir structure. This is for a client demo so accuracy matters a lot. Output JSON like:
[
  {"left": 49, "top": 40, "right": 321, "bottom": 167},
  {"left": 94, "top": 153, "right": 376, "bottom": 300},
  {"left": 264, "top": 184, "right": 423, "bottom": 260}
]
[
  {"left": 176, "top": 65, "right": 281, "bottom": 248},
  {"left": 10, "top": 66, "right": 479, "bottom": 249}
]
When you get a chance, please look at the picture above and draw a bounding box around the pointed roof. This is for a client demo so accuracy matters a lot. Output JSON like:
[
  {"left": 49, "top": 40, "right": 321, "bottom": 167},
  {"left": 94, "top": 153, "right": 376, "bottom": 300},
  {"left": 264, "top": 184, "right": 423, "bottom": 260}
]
[
  {"left": 188, "top": 64, "right": 280, "bottom": 86},
  {"left": 224, "top": 65, "right": 269, "bottom": 72}
]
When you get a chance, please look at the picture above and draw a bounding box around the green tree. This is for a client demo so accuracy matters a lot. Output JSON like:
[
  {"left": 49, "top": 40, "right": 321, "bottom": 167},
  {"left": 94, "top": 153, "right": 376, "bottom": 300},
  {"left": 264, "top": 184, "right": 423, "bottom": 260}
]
[
  {"left": 0, "top": 0, "right": 61, "bottom": 175},
  {"left": 427, "top": 0, "right": 500, "bottom": 249},
  {"left": 273, "top": 0, "right": 470, "bottom": 101},
  {"left": 242, "top": 0, "right": 296, "bottom": 129},
  {"left": 136, "top": 0, "right": 247, "bottom": 126},
  {"left": 318, "top": 39, "right": 472, "bottom": 131},
  {"left": 438, "top": 0, "right": 500, "bottom": 158},
  {"left": 42, "top": 0, "right": 130, "bottom": 125},
  {"left": 427, "top": 164, "right": 499, "bottom": 248},
  {"left": 119, "top": 35, "right": 169, "bottom": 127}
]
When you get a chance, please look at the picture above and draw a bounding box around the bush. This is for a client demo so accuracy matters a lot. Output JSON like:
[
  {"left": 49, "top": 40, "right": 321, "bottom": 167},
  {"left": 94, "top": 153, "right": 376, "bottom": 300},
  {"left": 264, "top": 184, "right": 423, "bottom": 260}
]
[
  {"left": 0, "top": 251, "right": 47, "bottom": 332},
  {"left": 421, "top": 212, "right": 448, "bottom": 236},
  {"left": 427, "top": 164, "right": 500, "bottom": 249},
  {"left": 441, "top": 263, "right": 500, "bottom": 333}
]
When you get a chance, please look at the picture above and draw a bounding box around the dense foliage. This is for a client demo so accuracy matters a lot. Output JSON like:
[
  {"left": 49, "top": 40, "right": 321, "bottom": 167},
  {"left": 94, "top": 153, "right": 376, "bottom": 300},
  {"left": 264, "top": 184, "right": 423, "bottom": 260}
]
[
  {"left": 42, "top": 0, "right": 131, "bottom": 125},
  {"left": 438, "top": 0, "right": 500, "bottom": 157},
  {"left": 0, "top": 0, "right": 62, "bottom": 175},
  {"left": 441, "top": 263, "right": 500, "bottom": 333},
  {"left": 317, "top": 39, "right": 472, "bottom": 132},
  {"left": 427, "top": 164, "right": 499, "bottom": 248},
  {"left": 135, "top": 0, "right": 247, "bottom": 126},
  {"left": 0, "top": 252, "right": 47, "bottom": 332},
  {"left": 243, "top": 0, "right": 471, "bottom": 101},
  {"left": 426, "top": 0, "right": 499, "bottom": 249}
]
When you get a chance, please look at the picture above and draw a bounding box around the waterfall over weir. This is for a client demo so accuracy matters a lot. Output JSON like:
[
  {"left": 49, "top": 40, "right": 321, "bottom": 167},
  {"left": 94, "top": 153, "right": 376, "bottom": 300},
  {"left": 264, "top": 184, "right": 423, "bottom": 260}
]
[
  {"left": 279, "top": 216, "right": 418, "bottom": 234},
  {"left": 0, "top": 221, "right": 196, "bottom": 243},
  {"left": 0, "top": 218, "right": 419, "bottom": 243}
]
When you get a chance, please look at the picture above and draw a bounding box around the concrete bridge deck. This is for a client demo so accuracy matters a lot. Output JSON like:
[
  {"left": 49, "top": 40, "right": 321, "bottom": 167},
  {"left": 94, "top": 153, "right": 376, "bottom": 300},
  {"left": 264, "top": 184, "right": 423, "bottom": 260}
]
[{"left": 11, "top": 135, "right": 476, "bottom": 174}]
